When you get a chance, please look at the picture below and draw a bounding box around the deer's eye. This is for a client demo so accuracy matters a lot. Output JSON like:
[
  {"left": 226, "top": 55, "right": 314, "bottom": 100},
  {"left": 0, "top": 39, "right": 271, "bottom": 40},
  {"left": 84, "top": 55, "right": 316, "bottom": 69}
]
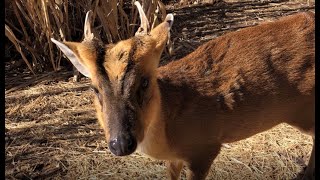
[
  {"left": 91, "top": 86, "right": 99, "bottom": 94},
  {"left": 91, "top": 86, "right": 102, "bottom": 103},
  {"left": 141, "top": 77, "right": 149, "bottom": 89}
]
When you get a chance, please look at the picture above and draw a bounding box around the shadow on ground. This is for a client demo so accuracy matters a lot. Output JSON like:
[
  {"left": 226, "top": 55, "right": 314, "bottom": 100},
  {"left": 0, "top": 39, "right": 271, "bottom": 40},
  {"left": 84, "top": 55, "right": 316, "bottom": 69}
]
[{"left": 5, "top": 0, "right": 314, "bottom": 179}]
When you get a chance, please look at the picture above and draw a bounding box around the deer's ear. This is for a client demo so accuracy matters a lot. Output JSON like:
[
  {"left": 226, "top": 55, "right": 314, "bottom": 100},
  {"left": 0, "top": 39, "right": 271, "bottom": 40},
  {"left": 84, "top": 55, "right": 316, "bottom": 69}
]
[
  {"left": 50, "top": 10, "right": 98, "bottom": 78},
  {"left": 51, "top": 38, "right": 91, "bottom": 78},
  {"left": 150, "top": 14, "right": 174, "bottom": 54}
]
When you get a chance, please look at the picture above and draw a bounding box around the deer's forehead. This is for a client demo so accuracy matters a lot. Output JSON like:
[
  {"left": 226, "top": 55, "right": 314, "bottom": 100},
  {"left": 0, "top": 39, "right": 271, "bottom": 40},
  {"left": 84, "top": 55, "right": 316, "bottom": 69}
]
[
  {"left": 104, "top": 59, "right": 129, "bottom": 83},
  {"left": 101, "top": 37, "right": 156, "bottom": 82},
  {"left": 103, "top": 39, "right": 135, "bottom": 82}
]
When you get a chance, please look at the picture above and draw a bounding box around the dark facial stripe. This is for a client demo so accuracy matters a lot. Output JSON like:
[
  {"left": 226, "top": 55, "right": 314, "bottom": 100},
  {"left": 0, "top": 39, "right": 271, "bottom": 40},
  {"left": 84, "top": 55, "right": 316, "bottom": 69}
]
[
  {"left": 120, "top": 38, "right": 138, "bottom": 95},
  {"left": 127, "top": 37, "right": 138, "bottom": 69},
  {"left": 94, "top": 40, "right": 107, "bottom": 78},
  {"left": 83, "top": 39, "right": 115, "bottom": 100},
  {"left": 90, "top": 39, "right": 113, "bottom": 93}
]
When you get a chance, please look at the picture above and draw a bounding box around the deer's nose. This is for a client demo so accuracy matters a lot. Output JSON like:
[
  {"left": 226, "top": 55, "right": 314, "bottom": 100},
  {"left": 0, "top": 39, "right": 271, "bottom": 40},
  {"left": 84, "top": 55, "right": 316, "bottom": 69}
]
[{"left": 109, "top": 135, "right": 137, "bottom": 156}]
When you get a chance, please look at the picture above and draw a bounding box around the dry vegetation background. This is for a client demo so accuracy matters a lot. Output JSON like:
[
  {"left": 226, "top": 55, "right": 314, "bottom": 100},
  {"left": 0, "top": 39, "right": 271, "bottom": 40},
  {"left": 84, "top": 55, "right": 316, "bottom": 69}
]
[{"left": 5, "top": 0, "right": 315, "bottom": 179}]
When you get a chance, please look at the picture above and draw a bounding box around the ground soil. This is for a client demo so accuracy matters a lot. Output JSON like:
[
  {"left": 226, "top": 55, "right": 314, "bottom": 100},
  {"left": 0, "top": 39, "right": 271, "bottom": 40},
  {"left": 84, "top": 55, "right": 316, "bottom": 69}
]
[{"left": 5, "top": 0, "right": 315, "bottom": 179}]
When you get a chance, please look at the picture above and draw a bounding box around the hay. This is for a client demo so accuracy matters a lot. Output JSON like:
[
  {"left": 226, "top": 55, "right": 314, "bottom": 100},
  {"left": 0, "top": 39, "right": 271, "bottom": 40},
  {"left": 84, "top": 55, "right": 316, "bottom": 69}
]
[
  {"left": 5, "top": 79, "right": 312, "bottom": 179},
  {"left": 5, "top": 0, "right": 314, "bottom": 179}
]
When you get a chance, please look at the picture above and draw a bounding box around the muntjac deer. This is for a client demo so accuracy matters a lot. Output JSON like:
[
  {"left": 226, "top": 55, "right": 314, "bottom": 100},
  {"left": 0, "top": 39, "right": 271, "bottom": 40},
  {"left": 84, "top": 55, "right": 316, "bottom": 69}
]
[{"left": 51, "top": 2, "right": 314, "bottom": 179}]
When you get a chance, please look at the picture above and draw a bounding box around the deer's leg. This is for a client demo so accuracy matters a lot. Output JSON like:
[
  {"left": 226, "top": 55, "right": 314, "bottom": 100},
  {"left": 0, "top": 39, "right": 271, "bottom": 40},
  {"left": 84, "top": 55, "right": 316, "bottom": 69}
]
[
  {"left": 303, "top": 138, "right": 315, "bottom": 180},
  {"left": 73, "top": 66, "right": 80, "bottom": 82},
  {"left": 287, "top": 100, "right": 315, "bottom": 180},
  {"left": 167, "top": 160, "right": 184, "bottom": 180},
  {"left": 185, "top": 144, "right": 221, "bottom": 180}
]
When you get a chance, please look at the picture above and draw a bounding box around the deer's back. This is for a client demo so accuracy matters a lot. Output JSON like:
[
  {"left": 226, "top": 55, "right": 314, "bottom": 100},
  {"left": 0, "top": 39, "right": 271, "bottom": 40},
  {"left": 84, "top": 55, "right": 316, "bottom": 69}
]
[
  {"left": 158, "top": 12, "right": 314, "bottom": 96},
  {"left": 156, "top": 12, "right": 314, "bottom": 153}
]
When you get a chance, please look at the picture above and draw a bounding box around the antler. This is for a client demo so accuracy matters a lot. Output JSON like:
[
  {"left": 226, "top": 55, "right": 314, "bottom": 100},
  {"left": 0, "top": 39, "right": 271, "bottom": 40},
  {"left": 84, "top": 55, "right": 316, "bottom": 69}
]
[
  {"left": 84, "top": 10, "right": 94, "bottom": 40},
  {"left": 134, "top": 1, "right": 150, "bottom": 36}
]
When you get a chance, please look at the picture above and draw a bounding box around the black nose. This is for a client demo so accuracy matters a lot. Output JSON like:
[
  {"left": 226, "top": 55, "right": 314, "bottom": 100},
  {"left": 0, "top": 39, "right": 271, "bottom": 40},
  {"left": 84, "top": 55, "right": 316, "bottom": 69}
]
[{"left": 109, "top": 135, "right": 137, "bottom": 156}]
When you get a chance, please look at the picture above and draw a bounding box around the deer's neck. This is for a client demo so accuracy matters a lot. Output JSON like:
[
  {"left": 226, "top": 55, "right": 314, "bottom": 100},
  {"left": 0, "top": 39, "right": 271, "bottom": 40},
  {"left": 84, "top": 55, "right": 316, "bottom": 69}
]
[
  {"left": 137, "top": 39, "right": 225, "bottom": 159},
  {"left": 137, "top": 81, "right": 178, "bottom": 160}
]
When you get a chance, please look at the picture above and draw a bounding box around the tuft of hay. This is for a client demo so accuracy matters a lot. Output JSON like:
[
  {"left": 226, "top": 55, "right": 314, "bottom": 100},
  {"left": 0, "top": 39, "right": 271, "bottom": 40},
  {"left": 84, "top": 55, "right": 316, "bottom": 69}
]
[
  {"left": 5, "top": 0, "right": 167, "bottom": 74},
  {"left": 5, "top": 78, "right": 312, "bottom": 179},
  {"left": 5, "top": 0, "right": 314, "bottom": 179}
]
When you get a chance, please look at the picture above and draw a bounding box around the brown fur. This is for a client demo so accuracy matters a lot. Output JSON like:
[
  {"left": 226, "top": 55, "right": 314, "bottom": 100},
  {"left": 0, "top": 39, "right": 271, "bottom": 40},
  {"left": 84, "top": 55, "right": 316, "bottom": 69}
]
[
  {"left": 102, "top": 12, "right": 314, "bottom": 179},
  {"left": 153, "top": 12, "right": 315, "bottom": 179},
  {"left": 55, "top": 11, "right": 314, "bottom": 180}
]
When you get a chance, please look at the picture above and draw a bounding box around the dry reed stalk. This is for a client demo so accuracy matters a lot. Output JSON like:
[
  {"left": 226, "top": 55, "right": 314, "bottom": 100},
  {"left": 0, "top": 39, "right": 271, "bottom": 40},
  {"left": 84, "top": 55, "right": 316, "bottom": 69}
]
[
  {"left": 5, "top": 24, "right": 35, "bottom": 75},
  {"left": 5, "top": 0, "right": 167, "bottom": 74}
]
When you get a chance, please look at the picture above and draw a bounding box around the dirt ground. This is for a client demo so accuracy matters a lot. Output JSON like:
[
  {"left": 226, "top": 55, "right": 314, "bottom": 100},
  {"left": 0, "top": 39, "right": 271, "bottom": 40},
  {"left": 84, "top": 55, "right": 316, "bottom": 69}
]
[{"left": 5, "top": 0, "right": 315, "bottom": 179}]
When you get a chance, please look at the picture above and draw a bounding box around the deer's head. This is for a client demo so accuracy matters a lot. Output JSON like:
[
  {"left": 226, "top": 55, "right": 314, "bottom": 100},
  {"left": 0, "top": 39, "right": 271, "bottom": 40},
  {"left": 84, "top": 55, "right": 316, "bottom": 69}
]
[{"left": 51, "top": 2, "right": 173, "bottom": 156}]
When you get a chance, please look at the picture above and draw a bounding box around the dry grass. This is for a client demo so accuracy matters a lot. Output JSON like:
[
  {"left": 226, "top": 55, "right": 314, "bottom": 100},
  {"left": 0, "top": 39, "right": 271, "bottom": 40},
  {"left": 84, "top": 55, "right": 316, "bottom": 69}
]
[
  {"left": 5, "top": 0, "right": 166, "bottom": 73},
  {"left": 5, "top": 0, "right": 314, "bottom": 179},
  {"left": 5, "top": 78, "right": 312, "bottom": 179},
  {"left": 4, "top": 0, "right": 314, "bottom": 73}
]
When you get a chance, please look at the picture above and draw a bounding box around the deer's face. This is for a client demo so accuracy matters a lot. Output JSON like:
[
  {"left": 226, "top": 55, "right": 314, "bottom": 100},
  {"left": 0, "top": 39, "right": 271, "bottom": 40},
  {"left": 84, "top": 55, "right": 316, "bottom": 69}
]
[
  {"left": 91, "top": 36, "right": 162, "bottom": 156},
  {"left": 51, "top": 5, "right": 173, "bottom": 156}
]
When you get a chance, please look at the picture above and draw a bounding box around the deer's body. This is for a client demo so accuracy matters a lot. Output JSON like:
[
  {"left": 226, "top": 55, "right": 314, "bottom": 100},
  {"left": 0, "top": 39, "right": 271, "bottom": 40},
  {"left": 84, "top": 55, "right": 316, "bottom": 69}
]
[
  {"left": 52, "top": 5, "right": 315, "bottom": 180},
  {"left": 138, "top": 12, "right": 315, "bottom": 162}
]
